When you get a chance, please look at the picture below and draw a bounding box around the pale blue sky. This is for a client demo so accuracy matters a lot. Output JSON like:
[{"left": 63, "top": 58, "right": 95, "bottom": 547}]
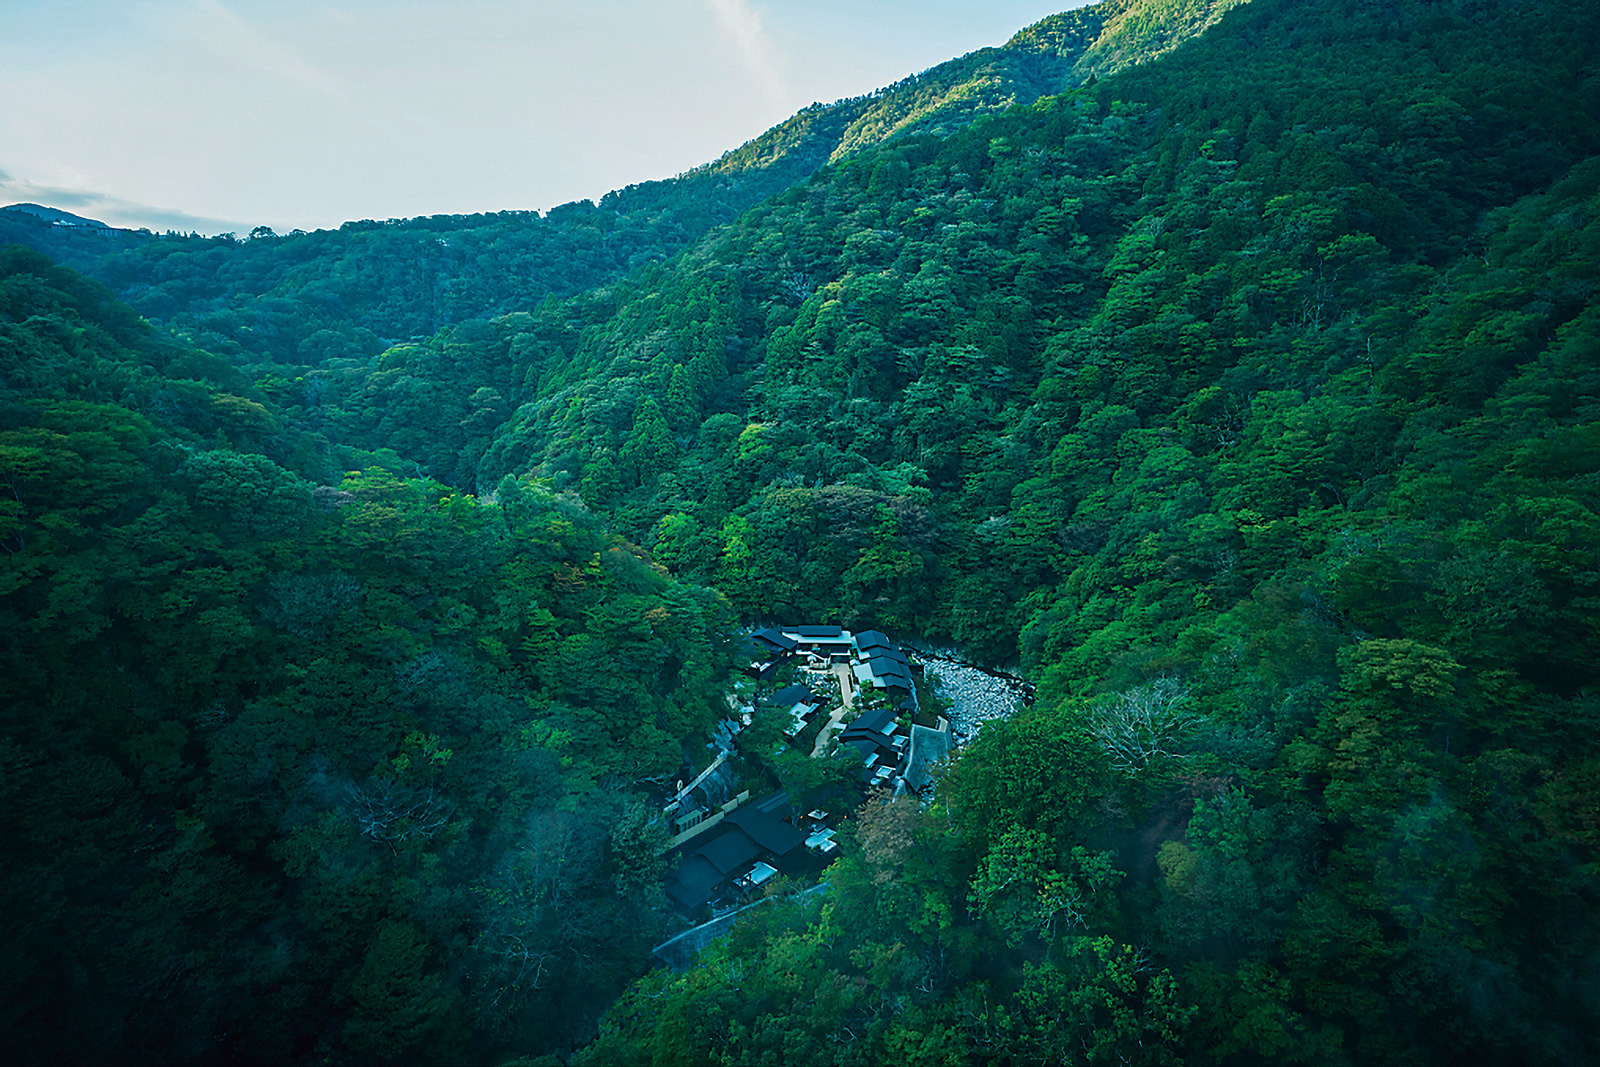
[{"left": 0, "top": 0, "right": 1086, "bottom": 234}]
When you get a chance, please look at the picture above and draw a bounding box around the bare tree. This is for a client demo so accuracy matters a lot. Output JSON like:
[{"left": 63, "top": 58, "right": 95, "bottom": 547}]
[
  {"left": 346, "top": 780, "right": 451, "bottom": 854},
  {"left": 471, "top": 811, "right": 611, "bottom": 1016},
  {"left": 1087, "top": 676, "right": 1201, "bottom": 776}
]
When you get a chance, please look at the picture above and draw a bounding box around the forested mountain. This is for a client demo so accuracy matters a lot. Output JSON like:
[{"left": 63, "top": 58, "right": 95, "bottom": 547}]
[
  {"left": 0, "top": 0, "right": 1239, "bottom": 371},
  {"left": 3, "top": 0, "right": 1599, "bottom": 1064}
]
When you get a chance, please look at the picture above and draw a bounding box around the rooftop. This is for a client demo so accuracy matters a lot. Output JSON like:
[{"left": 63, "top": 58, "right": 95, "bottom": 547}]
[
  {"left": 854, "top": 630, "right": 894, "bottom": 651},
  {"left": 726, "top": 793, "right": 808, "bottom": 855},
  {"left": 694, "top": 827, "right": 762, "bottom": 875}
]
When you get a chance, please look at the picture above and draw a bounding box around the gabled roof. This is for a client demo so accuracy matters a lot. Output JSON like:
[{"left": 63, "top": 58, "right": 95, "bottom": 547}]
[
  {"left": 868, "top": 650, "right": 910, "bottom": 671},
  {"left": 694, "top": 827, "right": 762, "bottom": 875},
  {"left": 842, "top": 725, "right": 899, "bottom": 760},
  {"left": 862, "top": 648, "right": 913, "bottom": 690},
  {"left": 751, "top": 627, "right": 798, "bottom": 653},
  {"left": 747, "top": 790, "right": 792, "bottom": 816},
  {"left": 793, "top": 624, "right": 844, "bottom": 639},
  {"left": 843, "top": 737, "right": 883, "bottom": 764},
  {"left": 858, "top": 665, "right": 913, "bottom": 691},
  {"left": 841, "top": 730, "right": 896, "bottom": 757},
  {"left": 767, "top": 684, "right": 815, "bottom": 709},
  {"left": 854, "top": 630, "right": 894, "bottom": 651},
  {"left": 726, "top": 793, "right": 807, "bottom": 855},
  {"left": 848, "top": 706, "right": 896, "bottom": 736},
  {"left": 664, "top": 855, "right": 723, "bottom": 910}
]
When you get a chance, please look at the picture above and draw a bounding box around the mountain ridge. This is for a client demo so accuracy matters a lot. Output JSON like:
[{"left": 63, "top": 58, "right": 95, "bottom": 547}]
[{"left": 0, "top": 0, "right": 1250, "bottom": 364}]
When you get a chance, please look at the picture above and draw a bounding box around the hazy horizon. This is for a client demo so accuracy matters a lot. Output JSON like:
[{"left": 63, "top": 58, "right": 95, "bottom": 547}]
[{"left": 1, "top": 0, "right": 1085, "bottom": 236}]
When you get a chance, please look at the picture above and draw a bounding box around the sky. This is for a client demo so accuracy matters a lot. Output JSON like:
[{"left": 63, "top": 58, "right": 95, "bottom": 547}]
[{"left": 1, "top": 0, "right": 1086, "bottom": 235}]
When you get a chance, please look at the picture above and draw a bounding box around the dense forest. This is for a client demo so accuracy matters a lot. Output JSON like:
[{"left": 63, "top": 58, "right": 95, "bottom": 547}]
[{"left": 3, "top": 0, "right": 1598, "bottom": 1063}]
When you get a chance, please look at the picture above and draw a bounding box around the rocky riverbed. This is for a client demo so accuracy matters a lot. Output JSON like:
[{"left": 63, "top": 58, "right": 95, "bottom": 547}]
[{"left": 913, "top": 649, "right": 1031, "bottom": 744}]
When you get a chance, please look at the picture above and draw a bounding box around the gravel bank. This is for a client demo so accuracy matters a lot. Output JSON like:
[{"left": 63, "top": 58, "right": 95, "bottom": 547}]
[{"left": 914, "top": 650, "right": 1031, "bottom": 744}]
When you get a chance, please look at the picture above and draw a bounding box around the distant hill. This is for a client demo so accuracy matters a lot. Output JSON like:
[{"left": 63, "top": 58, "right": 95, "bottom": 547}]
[{"left": 1, "top": 202, "right": 113, "bottom": 230}]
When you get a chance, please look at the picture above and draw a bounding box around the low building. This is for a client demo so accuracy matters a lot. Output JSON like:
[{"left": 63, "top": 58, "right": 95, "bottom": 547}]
[
  {"left": 742, "top": 628, "right": 797, "bottom": 680},
  {"left": 751, "top": 627, "right": 798, "bottom": 656},
  {"left": 805, "top": 827, "right": 838, "bottom": 855},
  {"left": 662, "top": 791, "right": 810, "bottom": 917},
  {"left": 765, "top": 683, "right": 824, "bottom": 739},
  {"left": 843, "top": 705, "right": 896, "bottom": 739},
  {"left": 725, "top": 792, "right": 808, "bottom": 857},
  {"left": 734, "top": 862, "right": 780, "bottom": 891},
  {"left": 851, "top": 631, "right": 916, "bottom": 701},
  {"left": 781, "top": 625, "right": 855, "bottom": 655},
  {"left": 840, "top": 702, "right": 910, "bottom": 792}
]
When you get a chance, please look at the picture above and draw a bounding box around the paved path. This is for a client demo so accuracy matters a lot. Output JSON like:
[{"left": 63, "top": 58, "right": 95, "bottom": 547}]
[{"left": 810, "top": 662, "right": 856, "bottom": 757}]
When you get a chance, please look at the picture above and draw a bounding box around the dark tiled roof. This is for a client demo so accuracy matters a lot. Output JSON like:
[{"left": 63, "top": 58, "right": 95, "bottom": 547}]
[
  {"left": 767, "top": 684, "right": 814, "bottom": 708},
  {"left": 866, "top": 649, "right": 913, "bottom": 690},
  {"left": 665, "top": 855, "right": 722, "bottom": 910},
  {"left": 752, "top": 628, "right": 798, "bottom": 653},
  {"left": 844, "top": 737, "right": 883, "bottom": 764},
  {"left": 849, "top": 706, "right": 895, "bottom": 735},
  {"left": 843, "top": 725, "right": 899, "bottom": 759},
  {"left": 694, "top": 828, "right": 762, "bottom": 875},
  {"left": 855, "top": 630, "right": 893, "bottom": 650},
  {"left": 729, "top": 796, "right": 812, "bottom": 857},
  {"left": 841, "top": 729, "right": 895, "bottom": 756},
  {"left": 726, "top": 801, "right": 807, "bottom": 856},
  {"left": 794, "top": 625, "right": 845, "bottom": 638},
  {"left": 748, "top": 791, "right": 791, "bottom": 815}
]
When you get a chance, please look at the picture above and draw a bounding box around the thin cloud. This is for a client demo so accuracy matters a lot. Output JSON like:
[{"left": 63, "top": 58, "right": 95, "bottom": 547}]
[
  {"left": 187, "top": 0, "right": 349, "bottom": 101},
  {"left": 0, "top": 170, "right": 252, "bottom": 235},
  {"left": 704, "top": 0, "right": 787, "bottom": 106}
]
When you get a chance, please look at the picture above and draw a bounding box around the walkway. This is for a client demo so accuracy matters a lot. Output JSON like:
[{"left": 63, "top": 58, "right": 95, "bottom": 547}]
[
  {"left": 664, "top": 749, "right": 728, "bottom": 810},
  {"left": 810, "top": 661, "right": 857, "bottom": 757}
]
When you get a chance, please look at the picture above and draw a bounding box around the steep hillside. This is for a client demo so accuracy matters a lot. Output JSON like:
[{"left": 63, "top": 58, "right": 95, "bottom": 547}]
[
  {"left": 822, "top": 0, "right": 1248, "bottom": 157},
  {"left": 357, "top": 0, "right": 1595, "bottom": 1057},
  {"left": 0, "top": 245, "right": 740, "bottom": 1064},
  {"left": 384, "top": 0, "right": 1597, "bottom": 658},
  {"left": 0, "top": 202, "right": 113, "bottom": 228}
]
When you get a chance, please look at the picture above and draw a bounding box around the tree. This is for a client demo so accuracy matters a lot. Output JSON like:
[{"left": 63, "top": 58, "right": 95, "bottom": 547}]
[
  {"left": 342, "top": 920, "right": 462, "bottom": 1061},
  {"left": 1086, "top": 676, "right": 1204, "bottom": 778},
  {"left": 968, "top": 828, "right": 1122, "bottom": 946}
]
